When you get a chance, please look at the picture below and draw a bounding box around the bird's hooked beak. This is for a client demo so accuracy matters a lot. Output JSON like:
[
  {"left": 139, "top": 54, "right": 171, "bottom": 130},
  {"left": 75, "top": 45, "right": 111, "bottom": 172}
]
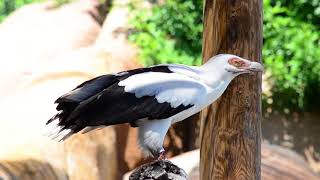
[{"left": 242, "top": 61, "right": 264, "bottom": 73}]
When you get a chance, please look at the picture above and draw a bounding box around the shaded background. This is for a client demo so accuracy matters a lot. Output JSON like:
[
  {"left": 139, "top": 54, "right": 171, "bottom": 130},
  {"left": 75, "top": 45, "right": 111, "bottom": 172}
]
[{"left": 0, "top": 0, "right": 319, "bottom": 179}]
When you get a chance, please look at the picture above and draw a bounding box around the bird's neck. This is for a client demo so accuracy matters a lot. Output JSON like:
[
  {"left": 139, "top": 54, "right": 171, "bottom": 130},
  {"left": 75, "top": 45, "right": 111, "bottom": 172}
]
[
  {"left": 199, "top": 67, "right": 235, "bottom": 88},
  {"left": 198, "top": 68, "right": 236, "bottom": 105}
]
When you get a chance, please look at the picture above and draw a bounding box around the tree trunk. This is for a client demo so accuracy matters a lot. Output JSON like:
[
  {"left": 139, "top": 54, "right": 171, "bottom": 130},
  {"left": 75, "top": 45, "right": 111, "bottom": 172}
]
[{"left": 200, "top": 0, "right": 262, "bottom": 180}]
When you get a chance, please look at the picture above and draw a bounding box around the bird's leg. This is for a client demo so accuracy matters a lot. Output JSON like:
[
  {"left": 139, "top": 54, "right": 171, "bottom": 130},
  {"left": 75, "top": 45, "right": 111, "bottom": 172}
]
[{"left": 157, "top": 148, "right": 167, "bottom": 160}]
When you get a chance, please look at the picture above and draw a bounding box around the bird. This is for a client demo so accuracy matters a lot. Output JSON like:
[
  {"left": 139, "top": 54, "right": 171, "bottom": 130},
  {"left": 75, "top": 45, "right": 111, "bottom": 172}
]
[{"left": 45, "top": 54, "right": 263, "bottom": 160}]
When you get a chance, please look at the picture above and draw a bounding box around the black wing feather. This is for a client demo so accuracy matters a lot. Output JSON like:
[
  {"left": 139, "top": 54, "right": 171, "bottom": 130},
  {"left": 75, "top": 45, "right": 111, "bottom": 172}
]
[
  {"left": 55, "top": 74, "right": 118, "bottom": 104},
  {"left": 61, "top": 84, "right": 192, "bottom": 127},
  {"left": 47, "top": 65, "right": 193, "bottom": 135},
  {"left": 55, "top": 65, "right": 172, "bottom": 105}
]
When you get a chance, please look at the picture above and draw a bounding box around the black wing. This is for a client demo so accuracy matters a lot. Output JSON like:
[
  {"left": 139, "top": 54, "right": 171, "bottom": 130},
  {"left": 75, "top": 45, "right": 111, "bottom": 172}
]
[{"left": 47, "top": 65, "right": 193, "bottom": 137}]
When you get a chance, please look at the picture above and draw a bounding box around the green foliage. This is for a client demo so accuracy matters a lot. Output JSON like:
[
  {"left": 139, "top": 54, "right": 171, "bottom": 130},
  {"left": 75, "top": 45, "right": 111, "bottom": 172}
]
[
  {"left": 129, "top": 0, "right": 202, "bottom": 66},
  {"left": 263, "top": 0, "right": 320, "bottom": 111},
  {"left": 129, "top": 0, "right": 320, "bottom": 112},
  {"left": 270, "top": 0, "right": 320, "bottom": 26}
]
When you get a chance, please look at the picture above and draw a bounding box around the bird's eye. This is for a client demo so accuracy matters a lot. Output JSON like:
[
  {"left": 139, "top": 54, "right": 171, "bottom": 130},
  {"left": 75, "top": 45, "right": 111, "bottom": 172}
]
[{"left": 228, "top": 58, "right": 244, "bottom": 67}]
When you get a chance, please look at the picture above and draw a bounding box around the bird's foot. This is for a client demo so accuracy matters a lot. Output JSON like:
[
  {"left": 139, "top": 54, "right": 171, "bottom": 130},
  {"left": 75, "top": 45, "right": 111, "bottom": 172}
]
[{"left": 157, "top": 149, "right": 167, "bottom": 161}]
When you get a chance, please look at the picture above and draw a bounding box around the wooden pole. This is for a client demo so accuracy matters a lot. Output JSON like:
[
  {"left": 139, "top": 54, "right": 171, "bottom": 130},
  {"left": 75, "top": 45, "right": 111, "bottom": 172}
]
[{"left": 200, "top": 0, "right": 262, "bottom": 180}]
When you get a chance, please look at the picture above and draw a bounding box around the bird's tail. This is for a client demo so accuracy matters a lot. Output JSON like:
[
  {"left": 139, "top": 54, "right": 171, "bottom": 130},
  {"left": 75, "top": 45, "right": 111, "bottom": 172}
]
[{"left": 44, "top": 112, "right": 75, "bottom": 142}]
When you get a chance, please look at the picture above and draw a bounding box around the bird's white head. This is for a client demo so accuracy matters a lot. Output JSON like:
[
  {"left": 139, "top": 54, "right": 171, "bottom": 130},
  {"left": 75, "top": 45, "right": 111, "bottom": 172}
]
[
  {"left": 203, "top": 54, "right": 263, "bottom": 74},
  {"left": 199, "top": 54, "right": 263, "bottom": 87}
]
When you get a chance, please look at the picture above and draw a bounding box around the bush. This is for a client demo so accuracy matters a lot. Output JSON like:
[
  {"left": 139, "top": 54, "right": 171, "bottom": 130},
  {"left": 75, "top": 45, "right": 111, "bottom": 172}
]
[
  {"left": 270, "top": 0, "right": 320, "bottom": 26},
  {"left": 129, "top": 0, "right": 202, "bottom": 66},
  {"left": 263, "top": 0, "right": 320, "bottom": 111}
]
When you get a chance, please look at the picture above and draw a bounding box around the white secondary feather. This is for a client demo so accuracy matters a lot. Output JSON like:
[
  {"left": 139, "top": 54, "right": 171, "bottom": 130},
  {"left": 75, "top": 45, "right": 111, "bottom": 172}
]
[{"left": 118, "top": 71, "right": 209, "bottom": 108}]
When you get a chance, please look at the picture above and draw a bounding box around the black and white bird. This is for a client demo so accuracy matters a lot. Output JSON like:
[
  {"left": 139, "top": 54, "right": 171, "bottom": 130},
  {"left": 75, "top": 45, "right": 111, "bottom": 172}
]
[{"left": 46, "top": 54, "right": 263, "bottom": 160}]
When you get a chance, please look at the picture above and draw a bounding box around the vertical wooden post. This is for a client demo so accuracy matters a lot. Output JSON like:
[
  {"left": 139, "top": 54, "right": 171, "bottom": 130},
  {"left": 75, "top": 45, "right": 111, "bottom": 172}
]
[{"left": 200, "top": 0, "right": 262, "bottom": 180}]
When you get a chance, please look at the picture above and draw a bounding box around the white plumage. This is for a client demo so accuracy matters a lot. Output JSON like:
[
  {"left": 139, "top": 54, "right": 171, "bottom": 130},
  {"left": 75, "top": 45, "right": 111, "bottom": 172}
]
[
  {"left": 119, "top": 72, "right": 207, "bottom": 107},
  {"left": 46, "top": 54, "right": 263, "bottom": 159}
]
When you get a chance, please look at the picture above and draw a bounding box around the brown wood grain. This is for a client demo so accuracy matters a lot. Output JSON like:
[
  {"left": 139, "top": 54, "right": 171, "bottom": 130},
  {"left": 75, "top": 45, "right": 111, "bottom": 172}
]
[{"left": 200, "top": 0, "right": 263, "bottom": 180}]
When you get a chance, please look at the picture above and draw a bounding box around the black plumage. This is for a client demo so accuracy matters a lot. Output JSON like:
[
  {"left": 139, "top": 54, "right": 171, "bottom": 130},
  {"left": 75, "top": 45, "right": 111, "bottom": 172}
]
[{"left": 47, "top": 65, "right": 193, "bottom": 135}]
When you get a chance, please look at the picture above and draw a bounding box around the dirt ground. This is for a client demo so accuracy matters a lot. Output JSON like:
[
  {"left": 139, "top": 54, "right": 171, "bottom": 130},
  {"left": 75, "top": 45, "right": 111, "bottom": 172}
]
[{"left": 262, "top": 112, "right": 320, "bottom": 173}]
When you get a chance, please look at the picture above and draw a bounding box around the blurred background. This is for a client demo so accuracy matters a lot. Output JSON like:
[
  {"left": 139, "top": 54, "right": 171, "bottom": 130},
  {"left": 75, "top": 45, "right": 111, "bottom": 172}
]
[{"left": 0, "top": 0, "right": 319, "bottom": 179}]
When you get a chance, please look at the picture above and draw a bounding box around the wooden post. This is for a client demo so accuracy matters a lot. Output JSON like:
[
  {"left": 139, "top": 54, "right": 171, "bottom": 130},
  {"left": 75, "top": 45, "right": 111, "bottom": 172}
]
[{"left": 200, "top": 0, "right": 262, "bottom": 180}]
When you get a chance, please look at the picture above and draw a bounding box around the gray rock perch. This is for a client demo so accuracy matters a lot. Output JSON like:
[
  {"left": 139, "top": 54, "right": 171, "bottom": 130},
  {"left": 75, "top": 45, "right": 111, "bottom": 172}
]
[{"left": 129, "top": 160, "right": 188, "bottom": 180}]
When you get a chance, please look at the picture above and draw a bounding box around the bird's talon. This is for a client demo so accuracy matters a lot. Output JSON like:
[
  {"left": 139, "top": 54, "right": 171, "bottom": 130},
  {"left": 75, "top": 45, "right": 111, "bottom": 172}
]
[{"left": 157, "top": 150, "right": 167, "bottom": 160}]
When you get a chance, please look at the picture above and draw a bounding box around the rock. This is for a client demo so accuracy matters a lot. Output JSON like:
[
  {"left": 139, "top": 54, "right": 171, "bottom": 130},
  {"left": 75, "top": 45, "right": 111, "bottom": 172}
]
[
  {"left": 261, "top": 143, "right": 319, "bottom": 180},
  {"left": 64, "top": 127, "right": 118, "bottom": 180},
  {"left": 0, "top": 159, "right": 67, "bottom": 180},
  {"left": 188, "top": 166, "right": 199, "bottom": 180},
  {"left": 0, "top": 1, "right": 135, "bottom": 180},
  {"left": 164, "top": 143, "right": 320, "bottom": 180},
  {"left": 129, "top": 160, "right": 188, "bottom": 180},
  {"left": 0, "top": 0, "right": 103, "bottom": 97}
]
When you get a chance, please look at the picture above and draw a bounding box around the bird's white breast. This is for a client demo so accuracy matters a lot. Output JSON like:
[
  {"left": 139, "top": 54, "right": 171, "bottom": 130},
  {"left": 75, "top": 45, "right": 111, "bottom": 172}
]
[{"left": 169, "top": 80, "right": 231, "bottom": 124}]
